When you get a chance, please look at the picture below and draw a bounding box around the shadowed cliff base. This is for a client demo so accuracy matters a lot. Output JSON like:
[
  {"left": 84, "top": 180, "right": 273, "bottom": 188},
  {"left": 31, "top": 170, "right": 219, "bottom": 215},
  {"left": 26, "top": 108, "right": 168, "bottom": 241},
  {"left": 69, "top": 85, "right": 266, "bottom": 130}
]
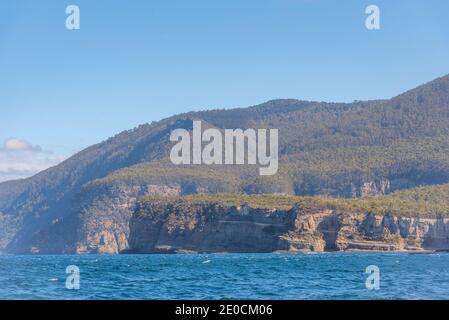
[{"left": 124, "top": 190, "right": 449, "bottom": 254}]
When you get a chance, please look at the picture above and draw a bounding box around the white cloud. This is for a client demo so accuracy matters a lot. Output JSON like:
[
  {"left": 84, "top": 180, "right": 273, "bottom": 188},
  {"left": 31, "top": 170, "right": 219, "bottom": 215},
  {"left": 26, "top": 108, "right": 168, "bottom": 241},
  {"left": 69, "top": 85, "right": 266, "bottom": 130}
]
[{"left": 0, "top": 138, "right": 64, "bottom": 183}]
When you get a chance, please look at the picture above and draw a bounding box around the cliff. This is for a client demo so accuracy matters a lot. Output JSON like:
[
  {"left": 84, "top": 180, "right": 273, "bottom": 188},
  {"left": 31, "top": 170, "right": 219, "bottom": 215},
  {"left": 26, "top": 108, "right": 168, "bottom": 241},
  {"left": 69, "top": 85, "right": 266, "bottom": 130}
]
[
  {"left": 2, "top": 74, "right": 449, "bottom": 253},
  {"left": 126, "top": 195, "right": 449, "bottom": 254}
]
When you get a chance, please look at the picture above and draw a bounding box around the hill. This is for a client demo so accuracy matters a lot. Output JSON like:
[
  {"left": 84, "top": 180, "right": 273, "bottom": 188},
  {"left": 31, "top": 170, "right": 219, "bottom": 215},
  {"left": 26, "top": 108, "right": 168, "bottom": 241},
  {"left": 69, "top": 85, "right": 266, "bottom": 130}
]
[{"left": 1, "top": 74, "right": 449, "bottom": 253}]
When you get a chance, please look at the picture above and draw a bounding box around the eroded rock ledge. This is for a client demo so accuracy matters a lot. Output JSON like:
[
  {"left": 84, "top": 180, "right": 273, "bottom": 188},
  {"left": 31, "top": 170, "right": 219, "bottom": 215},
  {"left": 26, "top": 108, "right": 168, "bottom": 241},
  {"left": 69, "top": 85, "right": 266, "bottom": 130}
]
[{"left": 126, "top": 199, "right": 449, "bottom": 254}]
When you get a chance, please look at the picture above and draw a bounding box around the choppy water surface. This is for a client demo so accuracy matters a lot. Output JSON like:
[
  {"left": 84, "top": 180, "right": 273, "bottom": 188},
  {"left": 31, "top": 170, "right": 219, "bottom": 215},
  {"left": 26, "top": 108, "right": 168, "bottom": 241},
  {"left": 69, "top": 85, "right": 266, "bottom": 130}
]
[{"left": 0, "top": 253, "right": 448, "bottom": 299}]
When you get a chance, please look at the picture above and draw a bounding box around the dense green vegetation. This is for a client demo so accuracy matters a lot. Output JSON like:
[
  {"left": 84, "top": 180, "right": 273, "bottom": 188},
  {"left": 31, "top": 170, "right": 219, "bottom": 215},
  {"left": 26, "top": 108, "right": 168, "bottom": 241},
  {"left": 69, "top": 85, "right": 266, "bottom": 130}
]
[
  {"left": 143, "top": 183, "right": 449, "bottom": 218},
  {"left": 87, "top": 75, "right": 449, "bottom": 197},
  {"left": 1, "top": 74, "right": 449, "bottom": 252}
]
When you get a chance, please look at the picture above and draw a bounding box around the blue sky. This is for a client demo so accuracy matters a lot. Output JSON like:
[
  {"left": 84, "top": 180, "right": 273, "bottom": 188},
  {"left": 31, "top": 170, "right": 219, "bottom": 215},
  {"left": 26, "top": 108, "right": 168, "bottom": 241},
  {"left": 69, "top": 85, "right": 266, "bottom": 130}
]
[{"left": 1, "top": 0, "right": 449, "bottom": 181}]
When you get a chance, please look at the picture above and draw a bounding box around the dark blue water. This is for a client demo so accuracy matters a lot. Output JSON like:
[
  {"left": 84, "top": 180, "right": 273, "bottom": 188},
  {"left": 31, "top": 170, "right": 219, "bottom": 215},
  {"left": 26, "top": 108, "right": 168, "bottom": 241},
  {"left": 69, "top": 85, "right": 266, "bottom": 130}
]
[{"left": 0, "top": 253, "right": 448, "bottom": 300}]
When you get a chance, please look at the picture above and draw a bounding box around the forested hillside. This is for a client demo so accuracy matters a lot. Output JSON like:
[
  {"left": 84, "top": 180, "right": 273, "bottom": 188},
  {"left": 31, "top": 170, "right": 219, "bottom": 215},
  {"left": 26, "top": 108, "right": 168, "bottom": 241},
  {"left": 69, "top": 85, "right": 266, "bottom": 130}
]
[{"left": 0, "top": 74, "right": 449, "bottom": 253}]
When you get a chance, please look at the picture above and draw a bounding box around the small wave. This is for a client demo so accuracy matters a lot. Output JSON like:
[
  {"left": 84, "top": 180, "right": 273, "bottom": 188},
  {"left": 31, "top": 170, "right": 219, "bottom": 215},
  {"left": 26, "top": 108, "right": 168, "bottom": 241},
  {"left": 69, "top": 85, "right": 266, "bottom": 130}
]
[
  {"left": 202, "top": 260, "right": 211, "bottom": 264},
  {"left": 48, "top": 278, "right": 58, "bottom": 282}
]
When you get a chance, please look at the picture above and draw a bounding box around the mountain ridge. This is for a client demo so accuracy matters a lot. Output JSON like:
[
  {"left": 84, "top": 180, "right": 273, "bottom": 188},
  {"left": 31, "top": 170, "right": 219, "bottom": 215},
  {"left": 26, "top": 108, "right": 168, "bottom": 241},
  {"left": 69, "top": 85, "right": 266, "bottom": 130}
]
[{"left": 1, "top": 73, "right": 449, "bottom": 253}]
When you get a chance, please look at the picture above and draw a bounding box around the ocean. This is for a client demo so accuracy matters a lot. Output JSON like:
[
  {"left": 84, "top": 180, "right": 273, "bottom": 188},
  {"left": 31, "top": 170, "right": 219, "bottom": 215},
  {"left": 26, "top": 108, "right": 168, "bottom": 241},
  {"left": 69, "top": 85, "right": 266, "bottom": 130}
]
[{"left": 0, "top": 252, "right": 448, "bottom": 300}]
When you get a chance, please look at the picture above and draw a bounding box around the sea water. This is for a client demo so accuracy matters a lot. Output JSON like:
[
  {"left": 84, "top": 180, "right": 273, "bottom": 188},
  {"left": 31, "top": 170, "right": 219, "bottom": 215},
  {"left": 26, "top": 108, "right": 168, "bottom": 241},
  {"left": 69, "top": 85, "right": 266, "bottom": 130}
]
[{"left": 0, "top": 252, "right": 448, "bottom": 300}]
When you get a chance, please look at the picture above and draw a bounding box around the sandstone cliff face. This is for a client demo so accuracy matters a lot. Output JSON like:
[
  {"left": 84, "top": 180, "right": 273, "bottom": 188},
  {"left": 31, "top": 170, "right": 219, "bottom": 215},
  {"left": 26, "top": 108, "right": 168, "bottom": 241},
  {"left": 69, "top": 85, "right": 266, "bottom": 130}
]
[
  {"left": 128, "top": 201, "right": 296, "bottom": 253},
  {"left": 13, "top": 183, "right": 184, "bottom": 254},
  {"left": 128, "top": 201, "right": 449, "bottom": 253},
  {"left": 287, "top": 209, "right": 449, "bottom": 252},
  {"left": 34, "top": 180, "right": 234, "bottom": 254},
  {"left": 73, "top": 183, "right": 182, "bottom": 254}
]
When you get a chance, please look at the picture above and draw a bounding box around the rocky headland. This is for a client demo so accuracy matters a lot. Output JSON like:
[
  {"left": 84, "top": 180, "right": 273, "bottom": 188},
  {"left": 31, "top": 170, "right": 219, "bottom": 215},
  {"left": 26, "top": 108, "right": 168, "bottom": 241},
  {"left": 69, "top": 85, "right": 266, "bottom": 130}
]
[{"left": 124, "top": 194, "right": 449, "bottom": 254}]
